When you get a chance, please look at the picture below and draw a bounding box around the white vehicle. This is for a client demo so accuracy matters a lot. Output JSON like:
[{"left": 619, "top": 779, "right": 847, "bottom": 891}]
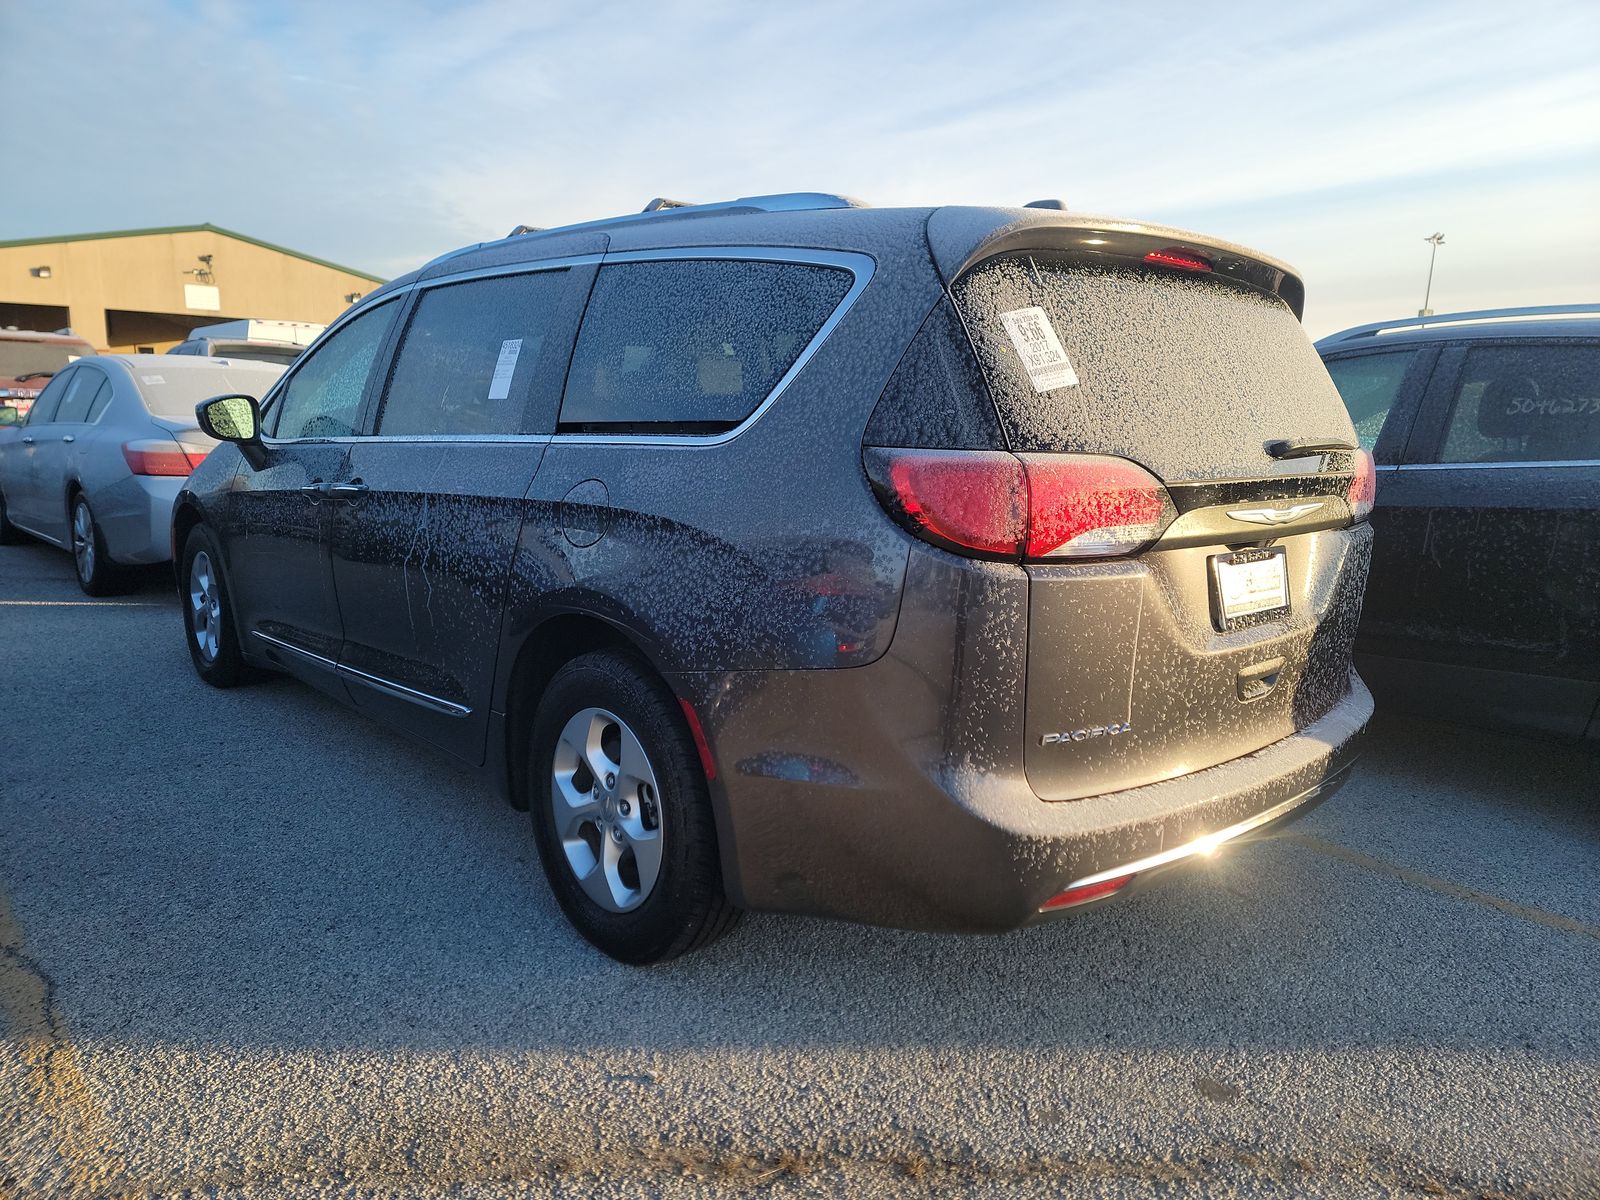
[
  {"left": 168, "top": 319, "right": 325, "bottom": 367},
  {"left": 0, "top": 355, "right": 284, "bottom": 593}
]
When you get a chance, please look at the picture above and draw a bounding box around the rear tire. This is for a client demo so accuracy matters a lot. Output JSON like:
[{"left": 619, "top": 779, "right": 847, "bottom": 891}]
[
  {"left": 0, "top": 490, "right": 21, "bottom": 545},
  {"left": 180, "top": 525, "right": 248, "bottom": 688},
  {"left": 528, "top": 649, "right": 740, "bottom": 964},
  {"left": 70, "top": 494, "right": 126, "bottom": 596}
]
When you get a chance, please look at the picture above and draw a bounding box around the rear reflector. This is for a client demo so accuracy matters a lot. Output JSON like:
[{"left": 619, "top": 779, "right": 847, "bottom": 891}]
[
  {"left": 865, "top": 448, "right": 1173, "bottom": 561},
  {"left": 1144, "top": 247, "right": 1213, "bottom": 272},
  {"left": 1347, "top": 448, "right": 1376, "bottom": 522},
  {"left": 1040, "top": 874, "right": 1134, "bottom": 911},
  {"left": 122, "top": 439, "right": 208, "bottom": 477}
]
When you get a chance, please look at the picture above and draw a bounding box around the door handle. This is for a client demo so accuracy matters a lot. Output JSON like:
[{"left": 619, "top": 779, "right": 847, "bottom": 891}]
[
  {"left": 21, "top": 435, "right": 33, "bottom": 444},
  {"left": 61, "top": 435, "right": 75, "bottom": 443},
  {"left": 327, "top": 479, "right": 369, "bottom": 502},
  {"left": 300, "top": 480, "right": 330, "bottom": 502}
]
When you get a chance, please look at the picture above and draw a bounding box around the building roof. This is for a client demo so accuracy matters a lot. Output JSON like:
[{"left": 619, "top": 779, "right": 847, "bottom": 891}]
[{"left": 0, "top": 223, "right": 386, "bottom": 284}]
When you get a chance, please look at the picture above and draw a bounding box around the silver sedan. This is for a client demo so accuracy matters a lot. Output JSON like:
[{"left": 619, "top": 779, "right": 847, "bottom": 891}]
[{"left": 0, "top": 355, "right": 284, "bottom": 594}]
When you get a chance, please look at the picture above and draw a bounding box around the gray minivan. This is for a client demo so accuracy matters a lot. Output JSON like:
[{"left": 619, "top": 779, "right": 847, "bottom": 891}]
[{"left": 173, "top": 194, "right": 1374, "bottom": 962}]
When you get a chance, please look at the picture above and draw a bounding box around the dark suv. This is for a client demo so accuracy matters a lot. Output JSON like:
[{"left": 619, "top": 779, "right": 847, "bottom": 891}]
[
  {"left": 1318, "top": 305, "right": 1600, "bottom": 741},
  {"left": 175, "top": 193, "right": 1374, "bottom": 962}
]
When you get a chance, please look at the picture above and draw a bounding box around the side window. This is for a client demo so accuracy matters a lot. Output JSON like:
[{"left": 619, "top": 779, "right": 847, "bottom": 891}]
[
  {"left": 560, "top": 258, "right": 853, "bottom": 433},
  {"left": 24, "top": 368, "right": 73, "bottom": 424},
  {"left": 1323, "top": 350, "right": 1418, "bottom": 452},
  {"left": 1438, "top": 343, "right": 1600, "bottom": 465},
  {"left": 54, "top": 369, "right": 104, "bottom": 423},
  {"left": 85, "top": 378, "right": 115, "bottom": 422},
  {"left": 378, "top": 270, "right": 571, "bottom": 437},
  {"left": 267, "top": 300, "right": 396, "bottom": 439}
]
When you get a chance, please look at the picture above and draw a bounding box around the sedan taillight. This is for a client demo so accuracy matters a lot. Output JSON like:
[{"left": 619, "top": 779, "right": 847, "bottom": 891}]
[
  {"left": 1347, "top": 448, "right": 1376, "bottom": 523},
  {"left": 123, "top": 439, "right": 208, "bottom": 477},
  {"left": 864, "top": 448, "right": 1174, "bottom": 561}
]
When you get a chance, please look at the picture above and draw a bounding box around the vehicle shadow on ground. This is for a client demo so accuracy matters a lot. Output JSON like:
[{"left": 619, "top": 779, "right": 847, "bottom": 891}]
[{"left": 1, "top": 539, "right": 1596, "bottom": 1061}]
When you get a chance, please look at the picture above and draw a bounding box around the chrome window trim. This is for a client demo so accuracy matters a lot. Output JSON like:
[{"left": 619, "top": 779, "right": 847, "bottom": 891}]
[
  {"left": 414, "top": 253, "right": 604, "bottom": 291},
  {"left": 548, "top": 246, "right": 876, "bottom": 448},
  {"left": 1379, "top": 459, "right": 1600, "bottom": 472},
  {"left": 250, "top": 630, "right": 471, "bottom": 717}
]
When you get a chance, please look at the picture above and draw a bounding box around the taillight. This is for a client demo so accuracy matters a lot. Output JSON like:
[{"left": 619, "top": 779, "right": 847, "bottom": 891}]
[
  {"left": 122, "top": 439, "right": 208, "bottom": 477},
  {"left": 1144, "top": 247, "right": 1212, "bottom": 272},
  {"left": 865, "top": 448, "right": 1174, "bottom": 561},
  {"left": 1347, "top": 448, "right": 1376, "bottom": 523}
]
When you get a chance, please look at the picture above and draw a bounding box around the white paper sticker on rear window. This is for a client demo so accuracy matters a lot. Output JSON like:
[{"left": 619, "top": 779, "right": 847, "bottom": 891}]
[
  {"left": 999, "top": 307, "right": 1078, "bottom": 393},
  {"left": 487, "top": 339, "right": 523, "bottom": 401},
  {"left": 141, "top": 375, "right": 166, "bottom": 385}
]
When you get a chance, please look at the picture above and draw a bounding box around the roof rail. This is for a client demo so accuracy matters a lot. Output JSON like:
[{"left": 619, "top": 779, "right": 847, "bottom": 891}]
[
  {"left": 426, "top": 193, "right": 870, "bottom": 276},
  {"left": 1318, "top": 303, "right": 1600, "bottom": 345}
]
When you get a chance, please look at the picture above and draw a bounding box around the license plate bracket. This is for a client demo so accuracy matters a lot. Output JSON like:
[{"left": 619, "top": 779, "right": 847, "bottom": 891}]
[{"left": 1209, "top": 546, "right": 1290, "bottom": 632}]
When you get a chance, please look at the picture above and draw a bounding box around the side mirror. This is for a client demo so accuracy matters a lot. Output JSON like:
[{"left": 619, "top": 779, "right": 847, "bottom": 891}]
[
  {"left": 197, "top": 393, "right": 260, "bottom": 441},
  {"left": 196, "top": 394, "right": 266, "bottom": 469}
]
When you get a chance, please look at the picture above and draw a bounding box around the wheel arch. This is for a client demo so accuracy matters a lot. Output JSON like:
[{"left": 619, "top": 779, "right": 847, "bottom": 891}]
[{"left": 497, "top": 611, "right": 668, "bottom": 812}]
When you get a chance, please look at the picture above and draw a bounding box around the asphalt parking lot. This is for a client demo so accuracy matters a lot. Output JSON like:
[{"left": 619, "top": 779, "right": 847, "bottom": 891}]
[{"left": 2, "top": 539, "right": 1597, "bottom": 1199}]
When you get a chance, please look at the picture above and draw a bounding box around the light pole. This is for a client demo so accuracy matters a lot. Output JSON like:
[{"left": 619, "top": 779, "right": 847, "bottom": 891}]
[{"left": 1420, "top": 232, "right": 1444, "bottom": 317}]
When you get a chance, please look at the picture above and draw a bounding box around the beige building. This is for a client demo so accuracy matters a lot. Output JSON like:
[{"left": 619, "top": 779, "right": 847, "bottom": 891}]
[{"left": 0, "top": 224, "right": 385, "bottom": 353}]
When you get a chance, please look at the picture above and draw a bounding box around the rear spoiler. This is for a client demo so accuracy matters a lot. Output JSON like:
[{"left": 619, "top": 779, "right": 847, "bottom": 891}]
[{"left": 926, "top": 207, "right": 1307, "bottom": 319}]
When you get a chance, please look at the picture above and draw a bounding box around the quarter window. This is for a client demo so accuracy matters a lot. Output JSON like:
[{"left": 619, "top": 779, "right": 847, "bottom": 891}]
[
  {"left": 268, "top": 300, "right": 396, "bottom": 439},
  {"left": 1323, "top": 350, "right": 1419, "bottom": 452},
  {"left": 379, "top": 271, "right": 571, "bottom": 437},
  {"left": 85, "top": 378, "right": 115, "bottom": 422},
  {"left": 559, "top": 259, "right": 853, "bottom": 433},
  {"left": 1438, "top": 344, "right": 1600, "bottom": 464},
  {"left": 54, "top": 370, "right": 104, "bottom": 423}
]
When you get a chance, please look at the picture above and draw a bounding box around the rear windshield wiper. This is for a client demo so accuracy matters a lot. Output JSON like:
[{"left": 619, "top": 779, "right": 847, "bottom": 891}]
[
  {"left": 13, "top": 371, "right": 55, "bottom": 382},
  {"left": 1264, "top": 436, "right": 1356, "bottom": 460}
]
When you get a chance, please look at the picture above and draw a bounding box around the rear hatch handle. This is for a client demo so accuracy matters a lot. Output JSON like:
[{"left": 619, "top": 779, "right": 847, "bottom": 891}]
[{"left": 1264, "top": 437, "right": 1356, "bottom": 459}]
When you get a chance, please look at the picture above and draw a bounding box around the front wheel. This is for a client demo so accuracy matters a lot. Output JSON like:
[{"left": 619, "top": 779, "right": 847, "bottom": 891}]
[
  {"left": 528, "top": 649, "right": 740, "bottom": 964},
  {"left": 180, "top": 525, "right": 248, "bottom": 687}
]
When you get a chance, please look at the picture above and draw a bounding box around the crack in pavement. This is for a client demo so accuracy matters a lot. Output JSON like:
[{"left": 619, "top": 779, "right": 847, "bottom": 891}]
[{"left": 0, "top": 887, "right": 125, "bottom": 1199}]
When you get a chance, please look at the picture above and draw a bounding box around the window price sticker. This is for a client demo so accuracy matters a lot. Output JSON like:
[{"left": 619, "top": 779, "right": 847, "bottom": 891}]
[
  {"left": 487, "top": 339, "right": 523, "bottom": 401},
  {"left": 998, "top": 307, "right": 1078, "bottom": 393}
]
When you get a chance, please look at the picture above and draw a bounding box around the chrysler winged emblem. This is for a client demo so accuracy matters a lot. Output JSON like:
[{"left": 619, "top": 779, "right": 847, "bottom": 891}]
[{"left": 1226, "top": 502, "right": 1324, "bottom": 526}]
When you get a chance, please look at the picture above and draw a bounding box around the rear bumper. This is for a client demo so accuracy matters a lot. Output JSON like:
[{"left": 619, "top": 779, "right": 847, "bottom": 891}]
[
  {"left": 677, "top": 667, "right": 1372, "bottom": 933},
  {"left": 94, "top": 475, "right": 182, "bottom": 564}
]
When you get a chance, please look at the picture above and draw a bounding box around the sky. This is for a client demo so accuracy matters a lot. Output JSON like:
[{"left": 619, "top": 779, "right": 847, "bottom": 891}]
[{"left": 3, "top": 0, "right": 1597, "bottom": 337}]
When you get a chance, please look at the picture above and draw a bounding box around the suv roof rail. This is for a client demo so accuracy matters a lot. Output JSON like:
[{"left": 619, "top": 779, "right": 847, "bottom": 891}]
[
  {"left": 1319, "top": 302, "right": 1600, "bottom": 345},
  {"left": 516, "top": 192, "right": 869, "bottom": 239}
]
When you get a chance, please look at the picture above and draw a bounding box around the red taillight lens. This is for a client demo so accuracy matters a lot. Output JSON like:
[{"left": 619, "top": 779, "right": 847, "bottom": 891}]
[
  {"left": 865, "top": 449, "right": 1174, "bottom": 561},
  {"left": 1144, "top": 247, "right": 1212, "bottom": 272},
  {"left": 1041, "top": 874, "right": 1134, "bottom": 911},
  {"left": 877, "top": 449, "right": 1027, "bottom": 557},
  {"left": 122, "top": 439, "right": 208, "bottom": 476},
  {"left": 1020, "top": 454, "right": 1174, "bottom": 558},
  {"left": 1347, "top": 448, "right": 1376, "bottom": 523}
]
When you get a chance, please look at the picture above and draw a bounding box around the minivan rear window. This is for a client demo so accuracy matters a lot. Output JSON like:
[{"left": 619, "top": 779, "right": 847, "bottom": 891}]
[
  {"left": 559, "top": 259, "right": 852, "bottom": 434},
  {"left": 952, "top": 254, "right": 1351, "bottom": 482}
]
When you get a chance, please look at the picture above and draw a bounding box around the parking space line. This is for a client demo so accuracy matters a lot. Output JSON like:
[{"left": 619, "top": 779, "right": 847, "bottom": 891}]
[
  {"left": 0, "top": 600, "right": 164, "bottom": 607},
  {"left": 1284, "top": 832, "right": 1600, "bottom": 941}
]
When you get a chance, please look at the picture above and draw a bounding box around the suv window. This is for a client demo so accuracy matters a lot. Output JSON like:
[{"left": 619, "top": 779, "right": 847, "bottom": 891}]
[
  {"left": 85, "top": 377, "right": 115, "bottom": 422},
  {"left": 560, "top": 259, "right": 852, "bottom": 433},
  {"left": 54, "top": 369, "right": 104, "bottom": 423},
  {"left": 24, "top": 369, "right": 73, "bottom": 424},
  {"left": 1323, "top": 350, "right": 1418, "bottom": 453},
  {"left": 267, "top": 301, "right": 396, "bottom": 439},
  {"left": 379, "top": 271, "right": 571, "bottom": 437},
  {"left": 1438, "top": 343, "right": 1600, "bottom": 464}
]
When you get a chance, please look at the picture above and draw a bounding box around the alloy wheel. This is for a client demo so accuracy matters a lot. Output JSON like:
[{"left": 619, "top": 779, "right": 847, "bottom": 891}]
[
  {"left": 188, "top": 550, "right": 221, "bottom": 662},
  {"left": 71, "top": 501, "right": 94, "bottom": 582}
]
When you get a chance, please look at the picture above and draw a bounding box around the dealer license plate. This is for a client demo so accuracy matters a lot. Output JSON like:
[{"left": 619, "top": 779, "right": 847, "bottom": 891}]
[{"left": 1210, "top": 547, "right": 1290, "bottom": 630}]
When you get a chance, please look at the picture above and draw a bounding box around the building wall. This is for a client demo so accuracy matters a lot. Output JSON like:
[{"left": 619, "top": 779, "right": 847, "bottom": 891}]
[{"left": 0, "top": 228, "right": 382, "bottom": 352}]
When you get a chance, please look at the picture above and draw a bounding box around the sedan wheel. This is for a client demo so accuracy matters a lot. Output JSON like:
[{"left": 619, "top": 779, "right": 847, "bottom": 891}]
[
  {"left": 71, "top": 499, "right": 95, "bottom": 582},
  {"left": 69, "top": 496, "right": 122, "bottom": 595}
]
